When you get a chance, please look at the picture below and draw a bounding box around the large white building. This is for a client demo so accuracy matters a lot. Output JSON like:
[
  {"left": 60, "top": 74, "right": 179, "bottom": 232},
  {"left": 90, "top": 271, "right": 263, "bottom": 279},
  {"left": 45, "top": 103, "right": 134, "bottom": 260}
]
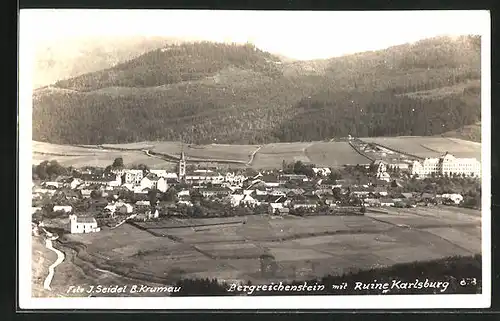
[
  {"left": 69, "top": 215, "right": 100, "bottom": 234},
  {"left": 123, "top": 170, "right": 144, "bottom": 185},
  {"left": 411, "top": 153, "right": 481, "bottom": 178}
]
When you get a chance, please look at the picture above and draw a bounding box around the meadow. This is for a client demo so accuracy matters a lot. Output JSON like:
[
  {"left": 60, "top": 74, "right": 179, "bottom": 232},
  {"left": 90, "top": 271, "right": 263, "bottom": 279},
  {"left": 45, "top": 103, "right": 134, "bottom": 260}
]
[
  {"left": 305, "top": 142, "right": 372, "bottom": 167},
  {"left": 251, "top": 142, "right": 313, "bottom": 168},
  {"left": 61, "top": 206, "right": 481, "bottom": 285},
  {"left": 32, "top": 135, "right": 482, "bottom": 169},
  {"left": 359, "top": 137, "right": 481, "bottom": 160}
]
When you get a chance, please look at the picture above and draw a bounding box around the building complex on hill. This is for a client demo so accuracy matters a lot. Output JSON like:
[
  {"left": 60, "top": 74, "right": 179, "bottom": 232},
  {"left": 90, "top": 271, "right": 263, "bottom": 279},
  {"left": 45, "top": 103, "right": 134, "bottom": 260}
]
[{"left": 410, "top": 152, "right": 481, "bottom": 178}]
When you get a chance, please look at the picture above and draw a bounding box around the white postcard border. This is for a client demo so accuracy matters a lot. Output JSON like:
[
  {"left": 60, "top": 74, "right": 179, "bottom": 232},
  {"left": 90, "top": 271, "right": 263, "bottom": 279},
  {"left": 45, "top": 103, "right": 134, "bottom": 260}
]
[{"left": 18, "top": 9, "right": 491, "bottom": 310}]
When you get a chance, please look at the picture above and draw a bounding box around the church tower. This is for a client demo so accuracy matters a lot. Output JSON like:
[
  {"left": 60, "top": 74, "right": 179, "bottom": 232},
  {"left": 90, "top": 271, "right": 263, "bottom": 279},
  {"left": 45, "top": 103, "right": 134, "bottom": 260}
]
[{"left": 178, "top": 150, "right": 186, "bottom": 180}]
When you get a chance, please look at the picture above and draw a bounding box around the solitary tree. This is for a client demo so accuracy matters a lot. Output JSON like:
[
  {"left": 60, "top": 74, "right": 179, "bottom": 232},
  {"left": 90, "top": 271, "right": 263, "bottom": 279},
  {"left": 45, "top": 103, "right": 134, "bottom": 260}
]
[
  {"left": 148, "top": 189, "right": 158, "bottom": 205},
  {"left": 112, "top": 157, "right": 124, "bottom": 168}
]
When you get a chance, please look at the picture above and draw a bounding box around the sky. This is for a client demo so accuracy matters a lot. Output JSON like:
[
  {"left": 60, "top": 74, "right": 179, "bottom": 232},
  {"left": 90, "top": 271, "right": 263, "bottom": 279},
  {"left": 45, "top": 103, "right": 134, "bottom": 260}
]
[{"left": 21, "top": 9, "right": 489, "bottom": 60}]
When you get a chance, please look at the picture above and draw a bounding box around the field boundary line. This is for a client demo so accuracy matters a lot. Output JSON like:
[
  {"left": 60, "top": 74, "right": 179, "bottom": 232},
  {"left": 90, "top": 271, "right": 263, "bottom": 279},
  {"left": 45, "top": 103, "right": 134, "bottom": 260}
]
[
  {"left": 347, "top": 141, "right": 375, "bottom": 162},
  {"left": 357, "top": 139, "right": 425, "bottom": 160},
  {"left": 247, "top": 145, "right": 263, "bottom": 166}
]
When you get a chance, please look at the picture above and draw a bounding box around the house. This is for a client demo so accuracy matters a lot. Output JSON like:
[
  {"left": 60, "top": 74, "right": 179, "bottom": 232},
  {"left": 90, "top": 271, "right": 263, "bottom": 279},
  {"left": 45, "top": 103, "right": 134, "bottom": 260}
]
[
  {"left": 70, "top": 178, "right": 83, "bottom": 189},
  {"left": 117, "top": 203, "right": 134, "bottom": 214},
  {"left": 69, "top": 214, "right": 100, "bottom": 234},
  {"left": 379, "top": 198, "right": 395, "bottom": 207},
  {"left": 268, "top": 188, "right": 287, "bottom": 196},
  {"left": 322, "top": 195, "right": 338, "bottom": 207},
  {"left": 104, "top": 203, "right": 116, "bottom": 213},
  {"left": 200, "top": 187, "right": 231, "bottom": 198},
  {"left": 147, "top": 208, "right": 159, "bottom": 219},
  {"left": 185, "top": 171, "right": 225, "bottom": 184},
  {"left": 254, "top": 188, "right": 268, "bottom": 196},
  {"left": 164, "top": 172, "right": 179, "bottom": 180},
  {"left": 276, "top": 208, "right": 290, "bottom": 215},
  {"left": 389, "top": 162, "right": 410, "bottom": 170},
  {"left": 43, "top": 181, "right": 61, "bottom": 189},
  {"left": 81, "top": 189, "right": 92, "bottom": 198},
  {"left": 373, "top": 160, "right": 388, "bottom": 173},
  {"left": 81, "top": 174, "right": 119, "bottom": 186},
  {"left": 243, "top": 189, "right": 255, "bottom": 196},
  {"left": 280, "top": 174, "right": 309, "bottom": 182},
  {"left": 312, "top": 167, "right": 331, "bottom": 177},
  {"left": 314, "top": 188, "right": 334, "bottom": 196},
  {"left": 268, "top": 202, "right": 284, "bottom": 214},
  {"left": 111, "top": 168, "right": 126, "bottom": 176},
  {"left": 53, "top": 205, "right": 72, "bottom": 213},
  {"left": 376, "top": 172, "right": 391, "bottom": 182},
  {"left": 292, "top": 202, "right": 318, "bottom": 210},
  {"left": 225, "top": 173, "right": 246, "bottom": 185},
  {"left": 177, "top": 200, "right": 193, "bottom": 207},
  {"left": 228, "top": 194, "right": 259, "bottom": 207},
  {"left": 260, "top": 175, "right": 281, "bottom": 188},
  {"left": 135, "top": 200, "right": 151, "bottom": 207},
  {"left": 123, "top": 170, "right": 144, "bottom": 185},
  {"left": 363, "top": 198, "right": 381, "bottom": 207},
  {"left": 157, "top": 177, "right": 168, "bottom": 193},
  {"left": 177, "top": 190, "right": 190, "bottom": 197},
  {"left": 441, "top": 193, "right": 464, "bottom": 205},
  {"left": 374, "top": 187, "right": 388, "bottom": 197},
  {"left": 350, "top": 187, "right": 372, "bottom": 197},
  {"left": 291, "top": 194, "right": 318, "bottom": 209},
  {"left": 140, "top": 174, "right": 160, "bottom": 190}
]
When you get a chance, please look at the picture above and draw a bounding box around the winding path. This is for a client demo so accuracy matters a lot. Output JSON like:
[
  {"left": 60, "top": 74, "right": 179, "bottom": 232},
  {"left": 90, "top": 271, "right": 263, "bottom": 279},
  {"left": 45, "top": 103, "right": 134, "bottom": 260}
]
[
  {"left": 111, "top": 214, "right": 137, "bottom": 229},
  {"left": 247, "top": 145, "right": 263, "bottom": 166},
  {"left": 43, "top": 235, "right": 65, "bottom": 291}
]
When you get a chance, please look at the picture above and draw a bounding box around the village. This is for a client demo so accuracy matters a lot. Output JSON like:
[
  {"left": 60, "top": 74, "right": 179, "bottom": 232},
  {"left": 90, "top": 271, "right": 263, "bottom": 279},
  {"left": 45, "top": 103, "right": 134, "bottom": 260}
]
[{"left": 31, "top": 149, "right": 482, "bottom": 235}]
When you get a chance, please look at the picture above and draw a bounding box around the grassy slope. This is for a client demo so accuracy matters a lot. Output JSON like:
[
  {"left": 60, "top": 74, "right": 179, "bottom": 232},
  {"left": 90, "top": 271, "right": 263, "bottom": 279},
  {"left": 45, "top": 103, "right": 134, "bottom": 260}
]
[
  {"left": 32, "top": 235, "right": 57, "bottom": 297},
  {"left": 32, "top": 36, "right": 481, "bottom": 145}
]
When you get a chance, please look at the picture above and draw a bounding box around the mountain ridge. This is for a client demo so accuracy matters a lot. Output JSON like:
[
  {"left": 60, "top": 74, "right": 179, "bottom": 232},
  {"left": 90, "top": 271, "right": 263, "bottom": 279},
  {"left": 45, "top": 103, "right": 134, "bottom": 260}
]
[{"left": 32, "top": 35, "right": 481, "bottom": 145}]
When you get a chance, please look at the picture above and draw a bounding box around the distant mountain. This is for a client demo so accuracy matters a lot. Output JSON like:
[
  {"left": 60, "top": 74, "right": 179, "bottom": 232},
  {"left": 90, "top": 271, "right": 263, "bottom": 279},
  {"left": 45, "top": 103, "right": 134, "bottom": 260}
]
[
  {"left": 32, "top": 35, "right": 481, "bottom": 145},
  {"left": 33, "top": 35, "right": 193, "bottom": 89}
]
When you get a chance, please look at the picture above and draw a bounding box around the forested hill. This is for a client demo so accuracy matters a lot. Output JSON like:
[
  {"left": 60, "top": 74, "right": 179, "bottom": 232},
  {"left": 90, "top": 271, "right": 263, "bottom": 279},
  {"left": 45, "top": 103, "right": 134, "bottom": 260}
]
[{"left": 32, "top": 36, "right": 481, "bottom": 145}]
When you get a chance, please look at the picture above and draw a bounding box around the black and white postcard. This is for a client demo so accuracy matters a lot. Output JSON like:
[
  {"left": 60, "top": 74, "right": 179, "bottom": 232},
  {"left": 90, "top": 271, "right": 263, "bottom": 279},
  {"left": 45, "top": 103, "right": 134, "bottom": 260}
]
[{"left": 18, "top": 9, "right": 491, "bottom": 309}]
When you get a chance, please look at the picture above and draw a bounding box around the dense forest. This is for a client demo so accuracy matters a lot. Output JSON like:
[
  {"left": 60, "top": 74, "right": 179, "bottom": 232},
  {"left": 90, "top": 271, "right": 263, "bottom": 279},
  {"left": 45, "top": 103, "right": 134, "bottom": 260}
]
[{"left": 32, "top": 36, "right": 481, "bottom": 145}]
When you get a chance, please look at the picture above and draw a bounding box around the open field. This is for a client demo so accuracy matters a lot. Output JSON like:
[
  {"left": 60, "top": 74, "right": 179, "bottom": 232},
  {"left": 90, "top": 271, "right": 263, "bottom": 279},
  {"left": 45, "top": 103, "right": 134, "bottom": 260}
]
[
  {"left": 251, "top": 142, "right": 313, "bottom": 168},
  {"left": 100, "top": 142, "right": 157, "bottom": 150},
  {"left": 33, "top": 141, "right": 107, "bottom": 156},
  {"left": 305, "top": 142, "right": 372, "bottom": 167},
  {"left": 56, "top": 206, "right": 481, "bottom": 287},
  {"left": 33, "top": 145, "right": 176, "bottom": 169},
  {"left": 151, "top": 142, "right": 257, "bottom": 162},
  {"left": 360, "top": 136, "right": 481, "bottom": 160},
  {"left": 32, "top": 136, "right": 481, "bottom": 169}
]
